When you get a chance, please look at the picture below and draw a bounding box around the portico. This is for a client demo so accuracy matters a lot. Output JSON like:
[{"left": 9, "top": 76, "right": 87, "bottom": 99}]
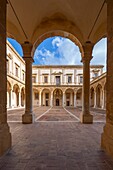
[{"left": 0, "top": 0, "right": 113, "bottom": 161}]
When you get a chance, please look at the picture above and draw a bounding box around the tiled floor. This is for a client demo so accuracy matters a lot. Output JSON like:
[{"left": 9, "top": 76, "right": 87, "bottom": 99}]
[{"left": 0, "top": 107, "right": 113, "bottom": 170}]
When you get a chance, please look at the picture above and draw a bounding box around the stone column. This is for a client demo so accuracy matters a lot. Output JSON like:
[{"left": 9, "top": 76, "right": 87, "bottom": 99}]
[
  {"left": 50, "top": 91, "right": 53, "bottom": 107},
  {"left": 0, "top": 0, "right": 11, "bottom": 156},
  {"left": 101, "top": 0, "right": 113, "bottom": 158},
  {"left": 101, "top": 89, "right": 105, "bottom": 109},
  {"left": 39, "top": 91, "right": 42, "bottom": 106},
  {"left": 74, "top": 92, "right": 77, "bottom": 107},
  {"left": 10, "top": 89, "right": 13, "bottom": 108},
  {"left": 80, "top": 42, "right": 93, "bottom": 123},
  {"left": 70, "top": 92, "right": 73, "bottom": 106},
  {"left": 19, "top": 91, "right": 21, "bottom": 107},
  {"left": 43, "top": 92, "right": 45, "bottom": 106},
  {"left": 63, "top": 91, "right": 65, "bottom": 107},
  {"left": 22, "top": 42, "right": 34, "bottom": 124}
]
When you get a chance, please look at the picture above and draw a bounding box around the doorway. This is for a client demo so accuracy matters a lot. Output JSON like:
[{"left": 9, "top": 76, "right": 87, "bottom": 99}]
[{"left": 56, "top": 99, "right": 59, "bottom": 106}]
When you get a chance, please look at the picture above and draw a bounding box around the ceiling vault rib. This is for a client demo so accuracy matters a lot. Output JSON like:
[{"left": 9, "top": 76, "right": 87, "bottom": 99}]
[
  {"left": 7, "top": 0, "right": 28, "bottom": 40},
  {"left": 87, "top": 0, "right": 106, "bottom": 40}
]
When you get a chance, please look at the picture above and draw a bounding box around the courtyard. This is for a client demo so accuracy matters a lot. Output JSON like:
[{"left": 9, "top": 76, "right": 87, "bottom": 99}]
[{"left": 0, "top": 107, "right": 113, "bottom": 169}]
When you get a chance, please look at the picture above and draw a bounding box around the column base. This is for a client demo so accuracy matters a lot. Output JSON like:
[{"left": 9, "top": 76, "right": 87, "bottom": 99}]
[
  {"left": 0, "top": 123, "right": 12, "bottom": 156},
  {"left": 80, "top": 112, "right": 93, "bottom": 124},
  {"left": 22, "top": 113, "right": 34, "bottom": 124},
  {"left": 101, "top": 122, "right": 113, "bottom": 159}
]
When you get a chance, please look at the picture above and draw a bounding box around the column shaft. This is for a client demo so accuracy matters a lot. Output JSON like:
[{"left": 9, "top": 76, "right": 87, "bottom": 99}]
[
  {"left": 22, "top": 43, "right": 34, "bottom": 124},
  {"left": 74, "top": 93, "right": 76, "bottom": 107},
  {"left": 101, "top": 0, "right": 113, "bottom": 159},
  {"left": 0, "top": 0, "right": 11, "bottom": 156},
  {"left": 80, "top": 42, "right": 93, "bottom": 123}
]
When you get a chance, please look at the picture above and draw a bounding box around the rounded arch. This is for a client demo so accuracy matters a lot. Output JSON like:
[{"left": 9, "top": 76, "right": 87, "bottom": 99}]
[
  {"left": 65, "top": 88, "right": 74, "bottom": 106},
  {"left": 21, "top": 87, "right": 25, "bottom": 107},
  {"left": 96, "top": 84, "right": 102, "bottom": 108},
  {"left": 7, "top": 81, "right": 12, "bottom": 92},
  {"left": 76, "top": 88, "right": 82, "bottom": 107},
  {"left": 53, "top": 88, "right": 63, "bottom": 106},
  {"left": 41, "top": 88, "right": 51, "bottom": 106},
  {"left": 32, "top": 30, "right": 84, "bottom": 57},
  {"left": 13, "top": 84, "right": 20, "bottom": 107}
]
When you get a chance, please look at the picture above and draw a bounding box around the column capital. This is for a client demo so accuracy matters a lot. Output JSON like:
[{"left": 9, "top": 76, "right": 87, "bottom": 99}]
[
  {"left": 82, "top": 41, "right": 94, "bottom": 63},
  {"left": 22, "top": 41, "right": 33, "bottom": 57}
]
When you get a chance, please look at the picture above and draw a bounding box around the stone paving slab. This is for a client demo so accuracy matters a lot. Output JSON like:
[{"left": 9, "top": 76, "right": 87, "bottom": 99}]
[{"left": 0, "top": 119, "right": 113, "bottom": 169}]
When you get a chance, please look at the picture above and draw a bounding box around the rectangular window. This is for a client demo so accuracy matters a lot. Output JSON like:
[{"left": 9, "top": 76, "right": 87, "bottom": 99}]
[
  {"left": 94, "top": 72, "right": 98, "bottom": 77},
  {"left": 68, "top": 76, "right": 72, "bottom": 83},
  {"left": 56, "top": 76, "right": 60, "bottom": 85},
  {"left": 35, "top": 93, "right": 39, "bottom": 100},
  {"left": 44, "top": 76, "right": 48, "bottom": 83},
  {"left": 7, "top": 60, "right": 9, "bottom": 73},
  {"left": 32, "top": 76, "right": 36, "bottom": 83},
  {"left": 15, "top": 66, "right": 18, "bottom": 77},
  {"left": 80, "top": 76, "right": 83, "bottom": 84},
  {"left": 45, "top": 93, "right": 49, "bottom": 99},
  {"left": 22, "top": 71, "right": 25, "bottom": 81}
]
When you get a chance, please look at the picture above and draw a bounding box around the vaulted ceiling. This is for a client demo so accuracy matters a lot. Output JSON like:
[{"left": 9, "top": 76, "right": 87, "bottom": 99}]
[{"left": 7, "top": 0, "right": 107, "bottom": 48}]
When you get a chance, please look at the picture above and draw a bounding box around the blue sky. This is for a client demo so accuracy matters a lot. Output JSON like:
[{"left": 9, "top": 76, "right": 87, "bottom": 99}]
[{"left": 8, "top": 36, "right": 107, "bottom": 71}]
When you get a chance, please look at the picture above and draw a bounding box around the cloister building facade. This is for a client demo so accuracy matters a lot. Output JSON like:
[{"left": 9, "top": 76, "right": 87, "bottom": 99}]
[{"left": 7, "top": 41, "right": 105, "bottom": 110}]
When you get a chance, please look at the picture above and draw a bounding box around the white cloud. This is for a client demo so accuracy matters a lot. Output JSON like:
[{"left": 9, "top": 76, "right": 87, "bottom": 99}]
[
  {"left": 34, "top": 37, "right": 107, "bottom": 70},
  {"left": 52, "top": 37, "right": 63, "bottom": 47},
  {"left": 34, "top": 37, "right": 82, "bottom": 65},
  {"left": 91, "top": 38, "right": 107, "bottom": 71}
]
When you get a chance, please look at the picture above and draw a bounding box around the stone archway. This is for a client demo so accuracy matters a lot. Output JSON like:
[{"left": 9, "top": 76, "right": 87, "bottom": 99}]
[
  {"left": 65, "top": 88, "right": 74, "bottom": 106},
  {"left": 96, "top": 84, "right": 102, "bottom": 108},
  {"left": 41, "top": 89, "right": 51, "bottom": 106},
  {"left": 53, "top": 89, "right": 63, "bottom": 106},
  {"left": 13, "top": 84, "right": 20, "bottom": 107},
  {"left": 76, "top": 88, "right": 82, "bottom": 107},
  {"left": 21, "top": 87, "right": 25, "bottom": 107}
]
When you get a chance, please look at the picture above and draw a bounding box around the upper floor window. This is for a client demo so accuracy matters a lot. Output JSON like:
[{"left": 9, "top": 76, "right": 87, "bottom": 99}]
[
  {"left": 44, "top": 76, "right": 48, "bottom": 83},
  {"left": 68, "top": 76, "right": 72, "bottom": 83},
  {"left": 56, "top": 76, "right": 60, "bottom": 85},
  {"left": 22, "top": 72, "right": 25, "bottom": 81},
  {"left": 32, "top": 76, "right": 36, "bottom": 83},
  {"left": 80, "top": 76, "right": 83, "bottom": 84},
  {"left": 15, "top": 64, "right": 19, "bottom": 77},
  {"left": 94, "top": 72, "right": 98, "bottom": 77}
]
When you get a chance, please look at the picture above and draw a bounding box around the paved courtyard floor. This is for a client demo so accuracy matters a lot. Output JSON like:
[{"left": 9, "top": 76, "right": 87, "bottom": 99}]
[{"left": 0, "top": 107, "right": 113, "bottom": 170}]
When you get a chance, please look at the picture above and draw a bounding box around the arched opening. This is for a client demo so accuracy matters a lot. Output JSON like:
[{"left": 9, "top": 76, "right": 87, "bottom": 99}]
[
  {"left": 21, "top": 87, "right": 25, "bottom": 107},
  {"left": 104, "top": 83, "right": 106, "bottom": 109},
  {"left": 41, "top": 89, "right": 50, "bottom": 106},
  {"left": 96, "top": 84, "right": 102, "bottom": 108},
  {"left": 33, "top": 88, "right": 39, "bottom": 106},
  {"left": 53, "top": 89, "right": 63, "bottom": 106},
  {"left": 90, "top": 87, "right": 94, "bottom": 107},
  {"left": 65, "top": 88, "right": 74, "bottom": 106},
  {"left": 76, "top": 88, "right": 82, "bottom": 107},
  {"left": 13, "top": 84, "right": 20, "bottom": 107}
]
